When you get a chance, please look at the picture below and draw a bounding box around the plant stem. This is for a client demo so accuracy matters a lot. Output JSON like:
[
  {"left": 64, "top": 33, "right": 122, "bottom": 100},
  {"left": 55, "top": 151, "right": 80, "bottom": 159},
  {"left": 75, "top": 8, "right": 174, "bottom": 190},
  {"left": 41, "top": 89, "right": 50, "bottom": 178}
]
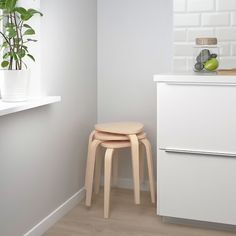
[{"left": 14, "top": 12, "right": 21, "bottom": 69}]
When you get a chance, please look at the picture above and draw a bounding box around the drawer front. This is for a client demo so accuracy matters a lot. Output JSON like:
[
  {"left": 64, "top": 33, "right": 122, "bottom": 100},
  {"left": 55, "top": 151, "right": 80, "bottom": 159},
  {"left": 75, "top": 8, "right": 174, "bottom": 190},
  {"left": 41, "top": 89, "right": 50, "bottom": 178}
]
[
  {"left": 157, "top": 83, "right": 236, "bottom": 153},
  {"left": 157, "top": 150, "right": 236, "bottom": 225}
]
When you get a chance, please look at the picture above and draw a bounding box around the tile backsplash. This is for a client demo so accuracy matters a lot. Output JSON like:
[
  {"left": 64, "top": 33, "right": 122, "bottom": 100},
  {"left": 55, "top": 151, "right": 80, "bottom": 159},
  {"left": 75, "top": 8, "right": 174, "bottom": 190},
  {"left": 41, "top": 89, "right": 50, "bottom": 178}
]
[{"left": 173, "top": 0, "right": 236, "bottom": 71}]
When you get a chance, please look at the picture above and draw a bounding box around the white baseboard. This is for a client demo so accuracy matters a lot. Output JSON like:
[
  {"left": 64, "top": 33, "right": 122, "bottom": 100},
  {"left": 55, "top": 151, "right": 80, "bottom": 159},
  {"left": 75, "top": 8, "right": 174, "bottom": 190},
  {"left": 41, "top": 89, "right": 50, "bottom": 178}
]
[
  {"left": 24, "top": 187, "right": 85, "bottom": 236},
  {"left": 101, "top": 177, "right": 150, "bottom": 191}
]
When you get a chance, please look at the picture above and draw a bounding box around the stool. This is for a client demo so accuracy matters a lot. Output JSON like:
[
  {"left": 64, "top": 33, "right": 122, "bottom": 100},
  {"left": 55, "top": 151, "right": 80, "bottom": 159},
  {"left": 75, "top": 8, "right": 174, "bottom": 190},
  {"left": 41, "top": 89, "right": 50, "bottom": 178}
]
[
  {"left": 85, "top": 122, "right": 144, "bottom": 206},
  {"left": 84, "top": 122, "right": 155, "bottom": 217},
  {"left": 95, "top": 122, "right": 144, "bottom": 205},
  {"left": 93, "top": 131, "right": 147, "bottom": 194}
]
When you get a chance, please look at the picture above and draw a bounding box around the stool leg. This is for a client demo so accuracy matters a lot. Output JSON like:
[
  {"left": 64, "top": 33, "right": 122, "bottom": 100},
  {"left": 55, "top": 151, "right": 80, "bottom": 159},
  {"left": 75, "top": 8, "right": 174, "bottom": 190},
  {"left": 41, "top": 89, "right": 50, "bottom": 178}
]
[
  {"left": 141, "top": 138, "right": 155, "bottom": 204},
  {"left": 139, "top": 142, "right": 145, "bottom": 184},
  {"left": 85, "top": 130, "right": 96, "bottom": 190},
  {"left": 112, "top": 151, "right": 119, "bottom": 186},
  {"left": 129, "top": 134, "right": 140, "bottom": 205},
  {"left": 85, "top": 139, "right": 102, "bottom": 207},
  {"left": 104, "top": 148, "right": 114, "bottom": 218},
  {"left": 94, "top": 148, "right": 103, "bottom": 194}
]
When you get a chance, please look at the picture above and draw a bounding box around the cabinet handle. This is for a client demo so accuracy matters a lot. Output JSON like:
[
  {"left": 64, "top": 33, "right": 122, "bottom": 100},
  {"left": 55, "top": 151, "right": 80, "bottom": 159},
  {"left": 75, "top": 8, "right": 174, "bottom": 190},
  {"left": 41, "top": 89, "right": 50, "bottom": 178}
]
[
  {"left": 165, "top": 82, "right": 236, "bottom": 86},
  {"left": 160, "top": 147, "right": 236, "bottom": 157}
]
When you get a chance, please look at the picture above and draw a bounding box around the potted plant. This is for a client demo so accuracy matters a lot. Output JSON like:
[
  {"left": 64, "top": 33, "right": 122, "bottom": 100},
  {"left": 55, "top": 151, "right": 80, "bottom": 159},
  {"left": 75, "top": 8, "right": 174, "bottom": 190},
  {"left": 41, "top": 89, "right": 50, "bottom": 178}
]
[{"left": 0, "top": 0, "right": 42, "bottom": 102}]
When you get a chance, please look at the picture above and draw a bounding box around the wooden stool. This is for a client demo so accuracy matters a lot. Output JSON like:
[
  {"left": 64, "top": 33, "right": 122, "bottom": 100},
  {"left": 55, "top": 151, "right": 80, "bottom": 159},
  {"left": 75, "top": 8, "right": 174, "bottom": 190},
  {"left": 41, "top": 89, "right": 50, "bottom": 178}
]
[
  {"left": 95, "top": 122, "right": 144, "bottom": 205},
  {"left": 84, "top": 122, "right": 155, "bottom": 218},
  {"left": 93, "top": 131, "right": 147, "bottom": 194},
  {"left": 85, "top": 122, "right": 144, "bottom": 206}
]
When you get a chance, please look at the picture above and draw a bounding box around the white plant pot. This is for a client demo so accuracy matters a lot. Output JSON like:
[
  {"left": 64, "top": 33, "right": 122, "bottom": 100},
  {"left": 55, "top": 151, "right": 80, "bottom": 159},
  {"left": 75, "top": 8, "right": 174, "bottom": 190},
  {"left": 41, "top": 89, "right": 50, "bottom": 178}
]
[{"left": 1, "top": 70, "right": 30, "bottom": 102}]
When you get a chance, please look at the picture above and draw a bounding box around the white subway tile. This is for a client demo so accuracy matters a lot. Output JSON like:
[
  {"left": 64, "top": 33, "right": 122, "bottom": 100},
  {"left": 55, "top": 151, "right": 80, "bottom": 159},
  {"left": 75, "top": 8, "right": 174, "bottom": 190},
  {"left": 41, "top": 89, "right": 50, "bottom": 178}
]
[
  {"left": 187, "top": 0, "right": 215, "bottom": 12},
  {"left": 219, "top": 43, "right": 231, "bottom": 56},
  {"left": 219, "top": 57, "right": 236, "bottom": 69},
  {"left": 174, "top": 29, "right": 186, "bottom": 42},
  {"left": 173, "top": 57, "right": 187, "bottom": 71},
  {"left": 174, "top": 13, "right": 200, "bottom": 27},
  {"left": 202, "top": 13, "right": 230, "bottom": 26},
  {"left": 217, "top": 0, "right": 236, "bottom": 11},
  {"left": 231, "top": 12, "right": 236, "bottom": 26},
  {"left": 174, "top": 0, "right": 186, "bottom": 12},
  {"left": 216, "top": 28, "right": 236, "bottom": 41},
  {"left": 174, "top": 43, "right": 194, "bottom": 56},
  {"left": 187, "top": 28, "right": 215, "bottom": 42}
]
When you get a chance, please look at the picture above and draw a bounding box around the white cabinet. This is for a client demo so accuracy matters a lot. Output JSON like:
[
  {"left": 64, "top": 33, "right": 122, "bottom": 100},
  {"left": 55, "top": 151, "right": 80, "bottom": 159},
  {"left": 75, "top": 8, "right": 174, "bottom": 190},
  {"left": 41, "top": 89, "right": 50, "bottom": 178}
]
[{"left": 155, "top": 73, "right": 236, "bottom": 225}]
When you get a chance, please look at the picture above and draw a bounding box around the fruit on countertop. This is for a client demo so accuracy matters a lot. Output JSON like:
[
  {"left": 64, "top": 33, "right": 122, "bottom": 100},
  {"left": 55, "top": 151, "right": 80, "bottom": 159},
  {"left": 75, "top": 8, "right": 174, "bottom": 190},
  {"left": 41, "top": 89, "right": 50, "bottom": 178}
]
[{"left": 204, "top": 58, "right": 219, "bottom": 71}]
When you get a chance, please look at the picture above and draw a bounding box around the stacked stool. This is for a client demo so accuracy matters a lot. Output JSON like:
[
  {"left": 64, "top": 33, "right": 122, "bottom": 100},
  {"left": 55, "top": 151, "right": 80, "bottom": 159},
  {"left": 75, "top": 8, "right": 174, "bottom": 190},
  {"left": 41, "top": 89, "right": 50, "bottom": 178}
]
[{"left": 85, "top": 122, "right": 155, "bottom": 218}]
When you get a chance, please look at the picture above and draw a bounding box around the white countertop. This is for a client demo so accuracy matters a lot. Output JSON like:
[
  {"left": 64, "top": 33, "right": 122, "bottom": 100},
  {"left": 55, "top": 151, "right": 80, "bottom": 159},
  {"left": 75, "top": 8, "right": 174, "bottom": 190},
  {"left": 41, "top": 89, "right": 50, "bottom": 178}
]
[
  {"left": 0, "top": 96, "right": 61, "bottom": 116},
  {"left": 153, "top": 72, "right": 236, "bottom": 84}
]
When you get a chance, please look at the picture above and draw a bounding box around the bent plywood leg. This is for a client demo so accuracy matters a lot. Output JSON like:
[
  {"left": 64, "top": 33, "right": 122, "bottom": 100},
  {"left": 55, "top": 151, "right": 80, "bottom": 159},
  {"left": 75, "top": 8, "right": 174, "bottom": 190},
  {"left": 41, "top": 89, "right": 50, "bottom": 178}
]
[
  {"left": 104, "top": 148, "right": 114, "bottom": 218},
  {"left": 94, "top": 148, "right": 103, "bottom": 194},
  {"left": 139, "top": 142, "right": 145, "bottom": 184},
  {"left": 112, "top": 151, "right": 119, "bottom": 186},
  {"left": 129, "top": 134, "right": 140, "bottom": 205},
  {"left": 85, "top": 130, "right": 96, "bottom": 190},
  {"left": 85, "top": 139, "right": 102, "bottom": 207},
  {"left": 141, "top": 138, "right": 155, "bottom": 204}
]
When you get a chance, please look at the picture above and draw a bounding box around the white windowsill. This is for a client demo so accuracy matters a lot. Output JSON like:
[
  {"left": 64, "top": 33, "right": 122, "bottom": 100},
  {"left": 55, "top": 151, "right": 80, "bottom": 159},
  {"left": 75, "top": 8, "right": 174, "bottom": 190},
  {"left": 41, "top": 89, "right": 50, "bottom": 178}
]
[{"left": 0, "top": 96, "right": 61, "bottom": 116}]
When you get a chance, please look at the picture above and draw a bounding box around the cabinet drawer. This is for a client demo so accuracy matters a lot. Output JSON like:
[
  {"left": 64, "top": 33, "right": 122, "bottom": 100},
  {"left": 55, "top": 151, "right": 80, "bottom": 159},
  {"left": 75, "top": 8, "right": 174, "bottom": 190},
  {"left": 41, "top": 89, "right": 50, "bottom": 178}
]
[
  {"left": 157, "top": 149, "right": 236, "bottom": 225},
  {"left": 157, "top": 83, "right": 236, "bottom": 152}
]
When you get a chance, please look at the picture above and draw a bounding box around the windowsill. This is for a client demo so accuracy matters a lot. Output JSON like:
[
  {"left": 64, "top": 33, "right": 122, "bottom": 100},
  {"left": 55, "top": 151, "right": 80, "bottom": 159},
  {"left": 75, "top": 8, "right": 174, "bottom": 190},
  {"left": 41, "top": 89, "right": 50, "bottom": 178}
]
[{"left": 0, "top": 96, "right": 61, "bottom": 116}]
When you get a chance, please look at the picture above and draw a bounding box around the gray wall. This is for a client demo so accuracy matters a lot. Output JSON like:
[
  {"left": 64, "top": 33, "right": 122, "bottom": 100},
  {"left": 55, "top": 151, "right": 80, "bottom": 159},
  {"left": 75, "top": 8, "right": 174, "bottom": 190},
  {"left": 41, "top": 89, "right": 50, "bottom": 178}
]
[
  {"left": 0, "top": 0, "right": 97, "bottom": 235},
  {"left": 97, "top": 0, "right": 173, "bottom": 179}
]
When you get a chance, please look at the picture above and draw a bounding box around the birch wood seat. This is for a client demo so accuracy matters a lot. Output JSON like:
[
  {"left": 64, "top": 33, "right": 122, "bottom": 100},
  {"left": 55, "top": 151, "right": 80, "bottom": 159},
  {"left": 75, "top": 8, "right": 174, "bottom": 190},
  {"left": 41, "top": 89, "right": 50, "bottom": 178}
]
[
  {"left": 94, "top": 131, "right": 146, "bottom": 141},
  {"left": 95, "top": 122, "right": 144, "bottom": 135}
]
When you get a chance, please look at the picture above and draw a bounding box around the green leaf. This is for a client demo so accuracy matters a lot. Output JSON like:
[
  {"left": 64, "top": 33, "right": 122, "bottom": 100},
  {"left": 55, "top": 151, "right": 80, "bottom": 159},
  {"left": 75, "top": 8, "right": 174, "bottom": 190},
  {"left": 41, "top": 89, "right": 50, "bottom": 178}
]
[
  {"left": 22, "top": 45, "right": 28, "bottom": 52},
  {"left": 0, "top": 0, "right": 6, "bottom": 9},
  {"left": 28, "top": 8, "right": 43, "bottom": 16},
  {"left": 23, "top": 23, "right": 32, "bottom": 29},
  {"left": 21, "top": 12, "right": 32, "bottom": 21},
  {"left": 24, "top": 28, "right": 35, "bottom": 36},
  {"left": 17, "top": 49, "right": 25, "bottom": 58},
  {"left": 27, "top": 38, "right": 37, "bottom": 42},
  {"left": 7, "top": 27, "right": 17, "bottom": 38},
  {"left": 15, "top": 8, "right": 43, "bottom": 21},
  {"left": 1, "top": 60, "right": 9, "bottom": 68},
  {"left": 27, "top": 54, "right": 35, "bottom": 62},
  {"left": 3, "top": 52, "right": 11, "bottom": 59},
  {"left": 5, "top": 0, "right": 17, "bottom": 12},
  {"left": 14, "top": 7, "right": 27, "bottom": 15}
]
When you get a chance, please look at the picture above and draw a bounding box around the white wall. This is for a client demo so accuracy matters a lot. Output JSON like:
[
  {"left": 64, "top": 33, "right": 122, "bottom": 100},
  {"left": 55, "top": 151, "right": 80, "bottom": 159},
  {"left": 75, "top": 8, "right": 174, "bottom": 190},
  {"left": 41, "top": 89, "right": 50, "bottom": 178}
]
[
  {"left": 0, "top": 0, "right": 97, "bottom": 235},
  {"left": 97, "top": 0, "right": 173, "bottom": 180},
  {"left": 173, "top": 0, "right": 236, "bottom": 71}
]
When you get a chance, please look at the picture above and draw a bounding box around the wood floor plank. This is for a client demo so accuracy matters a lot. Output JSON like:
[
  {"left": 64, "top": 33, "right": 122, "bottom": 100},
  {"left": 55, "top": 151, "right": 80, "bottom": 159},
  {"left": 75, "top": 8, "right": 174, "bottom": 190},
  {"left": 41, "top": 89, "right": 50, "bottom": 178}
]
[{"left": 44, "top": 188, "right": 236, "bottom": 236}]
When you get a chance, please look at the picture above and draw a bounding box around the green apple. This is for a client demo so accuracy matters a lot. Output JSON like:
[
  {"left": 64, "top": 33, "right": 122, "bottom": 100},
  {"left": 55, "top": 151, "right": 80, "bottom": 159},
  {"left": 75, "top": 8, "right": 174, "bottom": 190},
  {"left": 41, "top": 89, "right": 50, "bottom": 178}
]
[{"left": 204, "top": 58, "right": 219, "bottom": 71}]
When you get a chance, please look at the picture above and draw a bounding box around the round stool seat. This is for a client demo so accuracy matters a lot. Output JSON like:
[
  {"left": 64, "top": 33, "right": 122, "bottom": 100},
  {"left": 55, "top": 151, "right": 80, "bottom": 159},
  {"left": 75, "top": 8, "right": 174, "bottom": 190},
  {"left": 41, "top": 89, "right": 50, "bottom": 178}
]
[
  {"left": 95, "top": 122, "right": 144, "bottom": 135},
  {"left": 94, "top": 131, "right": 146, "bottom": 141},
  {"left": 101, "top": 141, "right": 131, "bottom": 149}
]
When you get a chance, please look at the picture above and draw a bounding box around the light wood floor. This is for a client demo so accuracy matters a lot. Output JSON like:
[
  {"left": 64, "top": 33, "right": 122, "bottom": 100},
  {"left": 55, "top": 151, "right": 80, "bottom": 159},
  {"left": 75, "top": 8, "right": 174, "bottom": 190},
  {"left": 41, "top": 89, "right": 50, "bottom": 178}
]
[{"left": 44, "top": 188, "right": 236, "bottom": 236}]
